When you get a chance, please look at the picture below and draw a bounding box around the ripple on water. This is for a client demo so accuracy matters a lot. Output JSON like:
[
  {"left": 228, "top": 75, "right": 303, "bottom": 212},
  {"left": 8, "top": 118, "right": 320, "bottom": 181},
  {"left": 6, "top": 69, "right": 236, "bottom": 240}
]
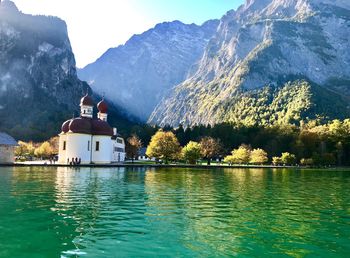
[{"left": 0, "top": 167, "right": 350, "bottom": 257}]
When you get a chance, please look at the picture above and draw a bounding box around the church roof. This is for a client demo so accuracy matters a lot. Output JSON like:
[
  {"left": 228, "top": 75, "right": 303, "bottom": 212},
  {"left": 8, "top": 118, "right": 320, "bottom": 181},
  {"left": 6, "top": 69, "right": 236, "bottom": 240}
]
[
  {"left": 92, "top": 119, "right": 113, "bottom": 136},
  {"left": 97, "top": 99, "right": 108, "bottom": 113},
  {"left": 61, "top": 94, "right": 114, "bottom": 136},
  {"left": 0, "top": 132, "right": 18, "bottom": 146},
  {"left": 61, "top": 117, "right": 114, "bottom": 136},
  {"left": 80, "top": 94, "right": 94, "bottom": 106}
]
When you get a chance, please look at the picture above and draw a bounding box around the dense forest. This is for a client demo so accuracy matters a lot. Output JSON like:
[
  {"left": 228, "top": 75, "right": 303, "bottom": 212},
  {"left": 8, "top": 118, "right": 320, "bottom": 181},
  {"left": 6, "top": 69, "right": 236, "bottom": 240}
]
[{"left": 128, "top": 118, "right": 350, "bottom": 166}]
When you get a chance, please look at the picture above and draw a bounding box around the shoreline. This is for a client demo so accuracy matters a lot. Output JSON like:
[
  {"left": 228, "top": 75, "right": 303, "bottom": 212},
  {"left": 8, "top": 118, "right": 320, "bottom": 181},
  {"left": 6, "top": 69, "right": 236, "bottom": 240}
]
[{"left": 1, "top": 163, "right": 350, "bottom": 170}]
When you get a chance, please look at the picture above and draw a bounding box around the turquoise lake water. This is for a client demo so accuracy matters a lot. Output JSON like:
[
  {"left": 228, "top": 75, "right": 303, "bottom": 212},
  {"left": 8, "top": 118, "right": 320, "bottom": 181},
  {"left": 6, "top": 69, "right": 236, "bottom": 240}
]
[{"left": 0, "top": 167, "right": 349, "bottom": 257}]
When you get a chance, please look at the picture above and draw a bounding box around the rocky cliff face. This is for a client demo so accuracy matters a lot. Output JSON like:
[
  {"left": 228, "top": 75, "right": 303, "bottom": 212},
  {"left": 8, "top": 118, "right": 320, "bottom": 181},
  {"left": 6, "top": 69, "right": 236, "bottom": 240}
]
[
  {"left": 0, "top": 1, "right": 131, "bottom": 141},
  {"left": 78, "top": 20, "right": 219, "bottom": 121},
  {"left": 149, "top": 0, "right": 350, "bottom": 127}
]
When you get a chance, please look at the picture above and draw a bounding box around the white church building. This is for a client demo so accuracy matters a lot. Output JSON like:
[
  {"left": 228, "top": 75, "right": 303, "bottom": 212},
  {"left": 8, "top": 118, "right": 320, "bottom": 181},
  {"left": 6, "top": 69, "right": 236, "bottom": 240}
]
[{"left": 58, "top": 94, "right": 125, "bottom": 164}]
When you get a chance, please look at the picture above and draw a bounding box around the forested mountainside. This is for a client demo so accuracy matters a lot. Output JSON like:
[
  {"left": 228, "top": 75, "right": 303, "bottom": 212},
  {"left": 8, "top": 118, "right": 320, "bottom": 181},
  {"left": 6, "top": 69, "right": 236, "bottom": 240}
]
[
  {"left": 149, "top": 0, "right": 350, "bottom": 127},
  {"left": 78, "top": 20, "right": 219, "bottom": 120},
  {"left": 0, "top": 1, "right": 132, "bottom": 141}
]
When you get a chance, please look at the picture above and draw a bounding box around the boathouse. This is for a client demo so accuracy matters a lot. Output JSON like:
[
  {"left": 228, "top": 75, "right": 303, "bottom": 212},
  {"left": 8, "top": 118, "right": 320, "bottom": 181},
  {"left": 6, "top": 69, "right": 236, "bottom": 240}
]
[{"left": 0, "top": 132, "right": 18, "bottom": 164}]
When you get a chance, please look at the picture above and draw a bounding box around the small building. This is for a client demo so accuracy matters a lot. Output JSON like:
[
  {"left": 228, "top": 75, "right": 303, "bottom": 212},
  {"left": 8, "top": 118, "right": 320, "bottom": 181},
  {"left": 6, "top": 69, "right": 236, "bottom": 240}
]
[
  {"left": 0, "top": 132, "right": 18, "bottom": 164},
  {"left": 112, "top": 132, "right": 126, "bottom": 163},
  {"left": 138, "top": 147, "right": 148, "bottom": 161},
  {"left": 58, "top": 94, "right": 125, "bottom": 164},
  {"left": 138, "top": 147, "right": 155, "bottom": 161}
]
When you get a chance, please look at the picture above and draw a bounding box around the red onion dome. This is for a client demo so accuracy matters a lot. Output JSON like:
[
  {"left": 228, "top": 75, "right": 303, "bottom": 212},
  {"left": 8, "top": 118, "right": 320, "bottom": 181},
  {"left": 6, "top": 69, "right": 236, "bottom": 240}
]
[
  {"left": 69, "top": 117, "right": 92, "bottom": 134},
  {"left": 97, "top": 99, "right": 108, "bottom": 113},
  {"left": 92, "top": 119, "right": 113, "bottom": 136},
  {"left": 80, "top": 94, "right": 94, "bottom": 106},
  {"left": 61, "top": 119, "right": 72, "bottom": 133}
]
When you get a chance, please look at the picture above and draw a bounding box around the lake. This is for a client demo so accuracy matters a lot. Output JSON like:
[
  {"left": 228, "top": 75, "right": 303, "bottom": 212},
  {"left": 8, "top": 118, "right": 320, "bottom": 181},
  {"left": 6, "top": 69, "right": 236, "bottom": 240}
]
[{"left": 0, "top": 167, "right": 350, "bottom": 257}]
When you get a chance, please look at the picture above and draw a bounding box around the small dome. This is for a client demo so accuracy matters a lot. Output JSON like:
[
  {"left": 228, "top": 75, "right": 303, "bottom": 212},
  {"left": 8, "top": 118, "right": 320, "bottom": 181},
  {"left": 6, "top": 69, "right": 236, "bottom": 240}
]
[
  {"left": 97, "top": 99, "right": 108, "bottom": 113},
  {"left": 92, "top": 119, "right": 113, "bottom": 136},
  {"left": 80, "top": 94, "right": 94, "bottom": 106},
  {"left": 69, "top": 117, "right": 92, "bottom": 134},
  {"left": 61, "top": 119, "right": 72, "bottom": 133}
]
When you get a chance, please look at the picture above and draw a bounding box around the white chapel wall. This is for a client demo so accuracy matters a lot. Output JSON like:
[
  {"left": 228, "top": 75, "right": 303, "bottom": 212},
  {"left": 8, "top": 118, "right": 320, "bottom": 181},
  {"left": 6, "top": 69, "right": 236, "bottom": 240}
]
[
  {"left": 66, "top": 133, "right": 92, "bottom": 164},
  {"left": 92, "top": 135, "right": 112, "bottom": 164}
]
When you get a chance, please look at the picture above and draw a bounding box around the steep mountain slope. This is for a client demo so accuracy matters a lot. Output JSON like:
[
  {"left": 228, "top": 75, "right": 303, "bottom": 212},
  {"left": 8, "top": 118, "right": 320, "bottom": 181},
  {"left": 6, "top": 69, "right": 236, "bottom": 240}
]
[
  {"left": 0, "top": 1, "right": 131, "bottom": 141},
  {"left": 78, "top": 20, "right": 219, "bottom": 121},
  {"left": 149, "top": 0, "right": 350, "bottom": 127}
]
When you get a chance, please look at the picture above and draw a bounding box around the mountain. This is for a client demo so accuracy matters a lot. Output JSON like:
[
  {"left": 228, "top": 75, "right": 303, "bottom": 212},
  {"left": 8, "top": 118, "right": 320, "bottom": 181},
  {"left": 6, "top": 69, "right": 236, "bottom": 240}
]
[
  {"left": 78, "top": 20, "right": 219, "bottom": 121},
  {"left": 149, "top": 0, "right": 350, "bottom": 127},
  {"left": 0, "top": 1, "right": 132, "bottom": 141}
]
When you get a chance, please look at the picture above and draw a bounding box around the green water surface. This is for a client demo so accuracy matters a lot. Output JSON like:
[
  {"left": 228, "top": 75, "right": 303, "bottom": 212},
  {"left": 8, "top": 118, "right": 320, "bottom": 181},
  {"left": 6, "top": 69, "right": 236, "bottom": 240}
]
[{"left": 0, "top": 167, "right": 349, "bottom": 257}]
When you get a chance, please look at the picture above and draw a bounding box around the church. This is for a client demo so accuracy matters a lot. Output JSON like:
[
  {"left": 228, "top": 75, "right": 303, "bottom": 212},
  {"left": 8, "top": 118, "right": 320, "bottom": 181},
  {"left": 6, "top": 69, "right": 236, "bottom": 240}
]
[{"left": 58, "top": 94, "right": 125, "bottom": 164}]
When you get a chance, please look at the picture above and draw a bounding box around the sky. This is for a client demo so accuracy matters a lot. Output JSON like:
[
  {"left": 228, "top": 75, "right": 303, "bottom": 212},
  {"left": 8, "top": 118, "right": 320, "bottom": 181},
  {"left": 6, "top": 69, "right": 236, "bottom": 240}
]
[{"left": 11, "top": 0, "right": 244, "bottom": 68}]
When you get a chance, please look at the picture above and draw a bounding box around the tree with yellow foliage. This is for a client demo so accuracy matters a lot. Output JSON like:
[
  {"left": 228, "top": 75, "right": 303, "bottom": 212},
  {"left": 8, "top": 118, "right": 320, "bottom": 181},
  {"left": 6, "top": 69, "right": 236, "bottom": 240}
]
[
  {"left": 223, "top": 155, "right": 237, "bottom": 166},
  {"left": 15, "top": 141, "right": 28, "bottom": 157},
  {"left": 15, "top": 141, "right": 35, "bottom": 158},
  {"left": 146, "top": 130, "right": 180, "bottom": 164},
  {"left": 249, "top": 148, "right": 268, "bottom": 165},
  {"left": 48, "top": 136, "right": 59, "bottom": 155},
  {"left": 182, "top": 141, "right": 201, "bottom": 164},
  {"left": 34, "top": 141, "right": 54, "bottom": 159},
  {"left": 230, "top": 145, "right": 251, "bottom": 164}
]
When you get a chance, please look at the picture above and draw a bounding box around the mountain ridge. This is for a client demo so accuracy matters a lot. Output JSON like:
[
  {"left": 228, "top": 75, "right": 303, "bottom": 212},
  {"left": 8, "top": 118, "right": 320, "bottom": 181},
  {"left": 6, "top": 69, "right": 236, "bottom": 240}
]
[
  {"left": 78, "top": 19, "right": 219, "bottom": 121},
  {"left": 149, "top": 0, "right": 350, "bottom": 127}
]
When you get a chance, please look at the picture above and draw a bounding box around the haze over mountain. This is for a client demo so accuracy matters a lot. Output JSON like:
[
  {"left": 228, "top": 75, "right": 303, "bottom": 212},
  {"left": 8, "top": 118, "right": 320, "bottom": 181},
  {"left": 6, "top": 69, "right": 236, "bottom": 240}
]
[
  {"left": 0, "top": 0, "right": 131, "bottom": 141},
  {"left": 149, "top": 0, "right": 350, "bottom": 127},
  {"left": 78, "top": 20, "right": 219, "bottom": 120}
]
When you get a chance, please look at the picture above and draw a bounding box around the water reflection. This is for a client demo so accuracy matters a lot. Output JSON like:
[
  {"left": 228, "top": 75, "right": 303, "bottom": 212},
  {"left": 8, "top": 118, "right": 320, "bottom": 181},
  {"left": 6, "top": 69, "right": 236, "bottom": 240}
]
[{"left": 0, "top": 167, "right": 349, "bottom": 257}]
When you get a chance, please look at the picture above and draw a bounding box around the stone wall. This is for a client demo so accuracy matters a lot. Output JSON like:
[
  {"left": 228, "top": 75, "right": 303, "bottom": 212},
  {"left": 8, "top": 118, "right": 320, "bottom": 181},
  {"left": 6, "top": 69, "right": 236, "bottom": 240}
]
[{"left": 0, "top": 145, "right": 15, "bottom": 163}]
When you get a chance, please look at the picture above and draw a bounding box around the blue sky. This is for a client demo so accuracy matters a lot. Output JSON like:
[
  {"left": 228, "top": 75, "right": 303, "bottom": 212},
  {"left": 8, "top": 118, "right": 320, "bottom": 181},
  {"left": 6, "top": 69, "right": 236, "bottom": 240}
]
[
  {"left": 136, "top": 0, "right": 243, "bottom": 24},
  {"left": 12, "top": 0, "right": 244, "bottom": 67}
]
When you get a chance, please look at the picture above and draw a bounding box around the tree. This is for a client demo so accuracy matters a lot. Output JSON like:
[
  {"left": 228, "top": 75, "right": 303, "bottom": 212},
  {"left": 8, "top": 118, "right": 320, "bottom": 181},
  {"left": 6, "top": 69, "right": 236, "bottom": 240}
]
[
  {"left": 175, "top": 124, "right": 187, "bottom": 146},
  {"left": 15, "top": 141, "right": 29, "bottom": 157},
  {"left": 200, "top": 137, "right": 222, "bottom": 165},
  {"left": 224, "top": 155, "right": 236, "bottom": 165},
  {"left": 315, "top": 153, "right": 336, "bottom": 166},
  {"left": 300, "top": 158, "right": 314, "bottom": 166},
  {"left": 49, "top": 136, "right": 59, "bottom": 155},
  {"left": 146, "top": 130, "right": 180, "bottom": 164},
  {"left": 281, "top": 152, "right": 297, "bottom": 165},
  {"left": 34, "top": 141, "right": 54, "bottom": 159},
  {"left": 322, "top": 153, "right": 336, "bottom": 166},
  {"left": 15, "top": 141, "right": 35, "bottom": 159},
  {"left": 182, "top": 141, "right": 201, "bottom": 164},
  {"left": 249, "top": 148, "right": 268, "bottom": 165},
  {"left": 272, "top": 157, "right": 283, "bottom": 166},
  {"left": 126, "top": 134, "right": 142, "bottom": 163},
  {"left": 26, "top": 142, "right": 36, "bottom": 157},
  {"left": 231, "top": 145, "right": 251, "bottom": 164}
]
